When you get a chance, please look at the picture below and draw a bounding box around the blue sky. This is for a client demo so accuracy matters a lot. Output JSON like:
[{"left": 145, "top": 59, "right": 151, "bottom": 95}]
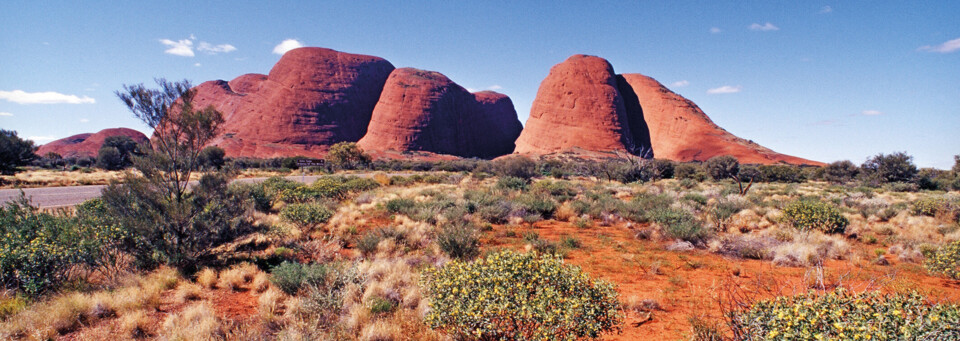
[{"left": 1, "top": 1, "right": 957, "bottom": 168}]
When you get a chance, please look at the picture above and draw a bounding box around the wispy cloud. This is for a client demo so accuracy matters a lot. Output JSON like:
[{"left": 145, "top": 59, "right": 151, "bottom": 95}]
[
  {"left": 707, "top": 85, "right": 742, "bottom": 94},
  {"left": 273, "top": 39, "right": 305, "bottom": 55},
  {"left": 811, "top": 119, "right": 838, "bottom": 126},
  {"left": 160, "top": 37, "right": 237, "bottom": 57},
  {"left": 862, "top": 110, "right": 883, "bottom": 116},
  {"left": 749, "top": 22, "right": 779, "bottom": 31},
  {"left": 487, "top": 85, "right": 503, "bottom": 90},
  {"left": 197, "top": 42, "right": 237, "bottom": 54},
  {"left": 671, "top": 80, "right": 689, "bottom": 87},
  {"left": 159, "top": 38, "right": 194, "bottom": 57},
  {"left": 0, "top": 90, "right": 95, "bottom": 104},
  {"left": 79, "top": 118, "right": 89, "bottom": 123},
  {"left": 710, "top": 27, "right": 721, "bottom": 34},
  {"left": 0, "top": 112, "right": 12, "bottom": 117},
  {"left": 194, "top": 63, "right": 202, "bottom": 67},
  {"left": 820, "top": 5, "right": 833, "bottom": 13},
  {"left": 28, "top": 136, "right": 56, "bottom": 143},
  {"left": 918, "top": 37, "right": 960, "bottom": 53}
]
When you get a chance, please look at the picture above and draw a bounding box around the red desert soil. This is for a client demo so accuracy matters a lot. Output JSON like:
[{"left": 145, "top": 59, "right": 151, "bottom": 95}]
[{"left": 481, "top": 221, "right": 960, "bottom": 340}]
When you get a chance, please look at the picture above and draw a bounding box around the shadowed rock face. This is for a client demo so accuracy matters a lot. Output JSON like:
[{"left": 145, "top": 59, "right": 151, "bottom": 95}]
[
  {"left": 357, "top": 68, "right": 522, "bottom": 158},
  {"left": 514, "top": 55, "right": 653, "bottom": 157},
  {"left": 36, "top": 128, "right": 148, "bottom": 158},
  {"left": 190, "top": 47, "right": 396, "bottom": 158},
  {"left": 618, "top": 74, "right": 823, "bottom": 165}
]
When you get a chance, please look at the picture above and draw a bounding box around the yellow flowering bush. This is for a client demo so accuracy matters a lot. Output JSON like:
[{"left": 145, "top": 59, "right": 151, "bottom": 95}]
[
  {"left": 782, "top": 200, "right": 848, "bottom": 234},
  {"left": 729, "top": 288, "right": 960, "bottom": 340},
  {"left": 422, "top": 251, "right": 622, "bottom": 340},
  {"left": 925, "top": 240, "right": 960, "bottom": 280}
]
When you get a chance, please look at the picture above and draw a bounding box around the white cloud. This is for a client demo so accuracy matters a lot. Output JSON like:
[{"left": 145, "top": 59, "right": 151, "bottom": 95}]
[
  {"left": 159, "top": 38, "right": 195, "bottom": 57},
  {"left": 28, "top": 136, "right": 56, "bottom": 143},
  {"left": 749, "top": 22, "right": 779, "bottom": 31},
  {"left": 197, "top": 42, "right": 237, "bottom": 54},
  {"left": 488, "top": 85, "right": 503, "bottom": 90},
  {"left": 0, "top": 90, "right": 95, "bottom": 104},
  {"left": 80, "top": 118, "right": 89, "bottom": 123},
  {"left": 194, "top": 63, "right": 202, "bottom": 67},
  {"left": 0, "top": 112, "right": 12, "bottom": 116},
  {"left": 670, "top": 80, "right": 690, "bottom": 87},
  {"left": 465, "top": 87, "right": 477, "bottom": 92},
  {"left": 710, "top": 27, "right": 722, "bottom": 34},
  {"left": 862, "top": 110, "right": 883, "bottom": 116},
  {"left": 707, "top": 85, "right": 742, "bottom": 94},
  {"left": 918, "top": 37, "right": 960, "bottom": 53},
  {"left": 273, "top": 39, "right": 304, "bottom": 55},
  {"left": 820, "top": 6, "right": 833, "bottom": 13}
]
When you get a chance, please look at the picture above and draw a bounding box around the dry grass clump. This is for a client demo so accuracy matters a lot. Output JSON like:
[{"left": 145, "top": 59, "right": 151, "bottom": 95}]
[
  {"left": 359, "top": 320, "right": 403, "bottom": 341},
  {"left": 258, "top": 287, "right": 286, "bottom": 322},
  {"left": 119, "top": 309, "right": 153, "bottom": 339},
  {"left": 771, "top": 231, "right": 850, "bottom": 267},
  {"left": 252, "top": 271, "right": 271, "bottom": 293},
  {"left": 160, "top": 301, "right": 222, "bottom": 341},
  {"left": 176, "top": 282, "right": 204, "bottom": 303},
  {"left": 197, "top": 268, "right": 218, "bottom": 289},
  {"left": 218, "top": 262, "right": 260, "bottom": 291}
]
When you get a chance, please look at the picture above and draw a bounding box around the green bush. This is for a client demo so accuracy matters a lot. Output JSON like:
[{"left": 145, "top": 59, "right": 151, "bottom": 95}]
[
  {"left": 384, "top": 198, "right": 416, "bottom": 215},
  {"left": 650, "top": 208, "right": 707, "bottom": 244},
  {"left": 823, "top": 160, "right": 859, "bottom": 183},
  {"left": 280, "top": 202, "right": 333, "bottom": 227},
  {"left": 369, "top": 296, "right": 397, "bottom": 314},
  {"left": 356, "top": 227, "right": 404, "bottom": 255},
  {"left": 514, "top": 194, "right": 557, "bottom": 219},
  {"left": 492, "top": 156, "right": 538, "bottom": 180},
  {"left": 496, "top": 176, "right": 529, "bottom": 191},
  {"left": 925, "top": 240, "right": 960, "bottom": 280},
  {"left": 0, "top": 130, "right": 36, "bottom": 174},
  {"left": 270, "top": 261, "right": 329, "bottom": 295},
  {"left": 704, "top": 155, "right": 739, "bottom": 180},
  {"left": 422, "top": 251, "right": 622, "bottom": 340},
  {"left": 0, "top": 196, "right": 120, "bottom": 295},
  {"left": 782, "top": 200, "right": 849, "bottom": 234},
  {"left": 861, "top": 152, "right": 918, "bottom": 184},
  {"left": 531, "top": 180, "right": 578, "bottom": 202},
  {"left": 437, "top": 222, "right": 480, "bottom": 260},
  {"left": 675, "top": 163, "right": 705, "bottom": 181},
  {"left": 728, "top": 288, "right": 960, "bottom": 340}
]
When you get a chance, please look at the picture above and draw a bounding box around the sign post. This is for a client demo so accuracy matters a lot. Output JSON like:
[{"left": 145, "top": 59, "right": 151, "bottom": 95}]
[{"left": 295, "top": 159, "right": 325, "bottom": 183}]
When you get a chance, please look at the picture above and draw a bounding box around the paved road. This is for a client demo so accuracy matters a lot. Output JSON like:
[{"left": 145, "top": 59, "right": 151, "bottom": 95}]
[{"left": 0, "top": 174, "right": 345, "bottom": 209}]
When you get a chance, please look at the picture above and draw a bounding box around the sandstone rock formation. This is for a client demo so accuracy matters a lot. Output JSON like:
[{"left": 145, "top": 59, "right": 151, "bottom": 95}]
[
  {"left": 191, "top": 47, "right": 396, "bottom": 158},
  {"left": 514, "top": 55, "right": 653, "bottom": 157},
  {"left": 618, "top": 74, "right": 822, "bottom": 165},
  {"left": 36, "top": 128, "right": 149, "bottom": 158},
  {"left": 357, "top": 68, "right": 522, "bottom": 158}
]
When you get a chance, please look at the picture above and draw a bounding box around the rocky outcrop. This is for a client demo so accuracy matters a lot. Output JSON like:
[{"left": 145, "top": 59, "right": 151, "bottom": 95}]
[
  {"left": 36, "top": 128, "right": 148, "bottom": 158},
  {"left": 357, "top": 68, "right": 522, "bottom": 158},
  {"left": 514, "top": 55, "right": 653, "bottom": 157},
  {"left": 618, "top": 74, "right": 822, "bottom": 165},
  {"left": 191, "top": 47, "right": 396, "bottom": 158}
]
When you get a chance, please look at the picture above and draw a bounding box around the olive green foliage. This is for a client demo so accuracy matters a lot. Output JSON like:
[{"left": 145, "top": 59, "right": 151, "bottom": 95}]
[
  {"left": 861, "top": 152, "right": 918, "bottom": 184},
  {"left": 0, "top": 130, "right": 36, "bottom": 174},
  {"left": 675, "top": 163, "right": 706, "bottom": 181},
  {"left": 823, "top": 160, "right": 859, "bottom": 183},
  {"left": 197, "top": 145, "right": 226, "bottom": 170},
  {"left": 384, "top": 197, "right": 416, "bottom": 215},
  {"left": 954, "top": 155, "right": 960, "bottom": 174},
  {"left": 531, "top": 180, "right": 578, "bottom": 202},
  {"left": 497, "top": 176, "right": 529, "bottom": 191},
  {"left": 912, "top": 197, "right": 948, "bottom": 217},
  {"left": 728, "top": 288, "right": 960, "bottom": 340},
  {"left": 280, "top": 202, "right": 334, "bottom": 227},
  {"left": 782, "top": 200, "right": 849, "bottom": 234},
  {"left": 705, "top": 155, "right": 739, "bottom": 180},
  {"left": 925, "top": 240, "right": 960, "bottom": 280},
  {"left": 650, "top": 208, "right": 708, "bottom": 244},
  {"left": 96, "top": 135, "right": 141, "bottom": 170},
  {"left": 96, "top": 147, "right": 124, "bottom": 170},
  {"left": 711, "top": 198, "right": 748, "bottom": 229},
  {"left": 356, "top": 227, "right": 404, "bottom": 255},
  {"left": 0, "top": 196, "right": 121, "bottom": 295},
  {"left": 325, "top": 142, "right": 371, "bottom": 170},
  {"left": 275, "top": 176, "right": 378, "bottom": 203},
  {"left": 491, "top": 155, "right": 538, "bottom": 179},
  {"left": 437, "top": 222, "right": 480, "bottom": 260},
  {"left": 642, "top": 159, "right": 675, "bottom": 181},
  {"left": 514, "top": 193, "right": 557, "bottom": 219},
  {"left": 423, "top": 251, "right": 622, "bottom": 340},
  {"left": 758, "top": 165, "right": 804, "bottom": 183},
  {"left": 270, "top": 261, "right": 329, "bottom": 294}
]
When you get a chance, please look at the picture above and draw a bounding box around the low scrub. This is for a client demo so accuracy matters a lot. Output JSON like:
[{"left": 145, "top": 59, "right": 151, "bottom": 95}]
[
  {"left": 270, "top": 261, "right": 329, "bottom": 295},
  {"left": 728, "top": 288, "right": 960, "bottom": 340},
  {"left": 782, "top": 200, "right": 848, "bottom": 234},
  {"left": 280, "top": 202, "right": 333, "bottom": 227},
  {"left": 925, "top": 240, "right": 960, "bottom": 280},
  {"left": 422, "top": 251, "right": 622, "bottom": 340}
]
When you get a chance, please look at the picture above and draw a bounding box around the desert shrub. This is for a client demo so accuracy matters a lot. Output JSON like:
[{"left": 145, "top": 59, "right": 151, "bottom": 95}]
[
  {"left": 357, "top": 227, "right": 404, "bottom": 255},
  {"left": 711, "top": 198, "right": 749, "bottom": 229},
  {"left": 96, "top": 146, "right": 125, "bottom": 170},
  {"left": 422, "top": 251, "right": 622, "bottom": 340},
  {"left": 280, "top": 202, "right": 333, "bottom": 227},
  {"left": 0, "top": 196, "right": 120, "bottom": 295},
  {"left": 197, "top": 146, "right": 226, "bottom": 170},
  {"left": 675, "top": 163, "right": 706, "bottom": 181},
  {"left": 341, "top": 176, "right": 380, "bottom": 193},
  {"left": 759, "top": 165, "right": 804, "bottom": 183},
  {"left": 727, "top": 288, "right": 960, "bottom": 340},
  {"left": 493, "top": 156, "right": 538, "bottom": 179},
  {"left": 705, "top": 155, "right": 739, "bottom": 180},
  {"left": 683, "top": 193, "right": 709, "bottom": 207},
  {"left": 369, "top": 296, "right": 397, "bottom": 315},
  {"left": 299, "top": 262, "right": 363, "bottom": 318},
  {"left": 651, "top": 208, "right": 708, "bottom": 244},
  {"left": 925, "top": 240, "right": 960, "bottom": 280},
  {"left": 236, "top": 182, "right": 273, "bottom": 212},
  {"left": 913, "top": 197, "right": 947, "bottom": 217},
  {"left": 326, "top": 142, "right": 371, "bottom": 170},
  {"left": 514, "top": 194, "right": 557, "bottom": 219},
  {"left": 822, "top": 160, "right": 859, "bottom": 183},
  {"left": 437, "top": 222, "right": 480, "bottom": 260},
  {"left": 384, "top": 198, "right": 416, "bottom": 215},
  {"left": 782, "top": 200, "right": 848, "bottom": 234},
  {"left": 270, "top": 261, "right": 329, "bottom": 295},
  {"left": 861, "top": 152, "right": 918, "bottom": 184},
  {"left": 620, "top": 192, "right": 674, "bottom": 223},
  {"left": 532, "top": 180, "right": 578, "bottom": 202},
  {"left": 643, "top": 159, "right": 675, "bottom": 180},
  {"left": 497, "top": 176, "right": 529, "bottom": 191}
]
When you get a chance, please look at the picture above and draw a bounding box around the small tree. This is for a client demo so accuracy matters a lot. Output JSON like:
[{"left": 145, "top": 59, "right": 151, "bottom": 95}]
[
  {"left": 705, "top": 155, "right": 739, "bottom": 180},
  {"left": 96, "top": 146, "right": 124, "bottom": 170},
  {"left": 197, "top": 145, "right": 226, "bottom": 170},
  {"left": 861, "top": 152, "right": 918, "bottom": 184},
  {"left": 0, "top": 130, "right": 36, "bottom": 174},
  {"left": 823, "top": 160, "right": 859, "bottom": 183},
  {"left": 953, "top": 155, "right": 960, "bottom": 174},
  {"left": 325, "top": 142, "right": 370, "bottom": 170}
]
